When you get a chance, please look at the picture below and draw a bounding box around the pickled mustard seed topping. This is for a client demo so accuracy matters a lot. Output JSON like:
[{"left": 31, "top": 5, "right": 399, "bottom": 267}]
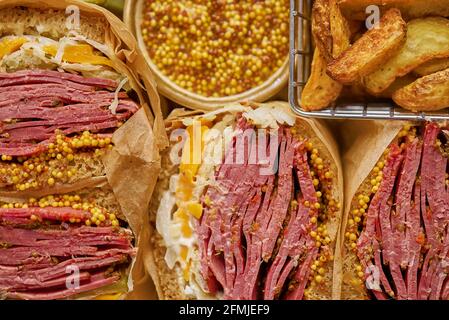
[
  {"left": 141, "top": 0, "right": 289, "bottom": 97},
  {"left": 299, "top": 137, "right": 339, "bottom": 287},
  {"left": 0, "top": 131, "right": 113, "bottom": 190},
  {"left": 0, "top": 194, "right": 121, "bottom": 228}
]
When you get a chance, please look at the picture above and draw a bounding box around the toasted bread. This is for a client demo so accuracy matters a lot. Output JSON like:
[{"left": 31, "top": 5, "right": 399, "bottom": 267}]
[{"left": 0, "top": 6, "right": 107, "bottom": 42}]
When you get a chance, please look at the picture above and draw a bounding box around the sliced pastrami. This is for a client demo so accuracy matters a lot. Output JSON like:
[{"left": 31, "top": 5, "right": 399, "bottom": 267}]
[
  {"left": 421, "top": 123, "right": 448, "bottom": 247},
  {"left": 30, "top": 254, "right": 128, "bottom": 282},
  {"left": 264, "top": 200, "right": 311, "bottom": 300},
  {"left": 380, "top": 200, "right": 407, "bottom": 300},
  {"left": 0, "top": 70, "right": 138, "bottom": 157},
  {"left": 0, "top": 70, "right": 118, "bottom": 89},
  {"left": 283, "top": 247, "right": 318, "bottom": 300},
  {"left": 357, "top": 145, "right": 403, "bottom": 263},
  {"left": 6, "top": 273, "right": 120, "bottom": 300},
  {"left": 0, "top": 272, "right": 91, "bottom": 291},
  {"left": 0, "top": 207, "right": 91, "bottom": 224},
  {"left": 0, "top": 246, "right": 134, "bottom": 266},
  {"left": 406, "top": 179, "right": 422, "bottom": 300},
  {"left": 0, "top": 141, "right": 48, "bottom": 157},
  {"left": 261, "top": 130, "right": 295, "bottom": 260},
  {"left": 238, "top": 176, "right": 274, "bottom": 300},
  {"left": 429, "top": 231, "right": 449, "bottom": 300},
  {"left": 357, "top": 144, "right": 405, "bottom": 298},
  {"left": 0, "top": 225, "right": 132, "bottom": 248},
  {"left": 394, "top": 138, "right": 422, "bottom": 268},
  {"left": 264, "top": 145, "right": 317, "bottom": 300},
  {"left": 195, "top": 123, "right": 334, "bottom": 300}
]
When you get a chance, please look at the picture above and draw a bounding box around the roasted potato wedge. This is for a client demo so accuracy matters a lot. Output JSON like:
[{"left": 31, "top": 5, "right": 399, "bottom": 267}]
[
  {"left": 363, "top": 17, "right": 449, "bottom": 94},
  {"left": 312, "top": 0, "right": 333, "bottom": 62},
  {"left": 392, "top": 68, "right": 449, "bottom": 111},
  {"left": 329, "top": 0, "right": 351, "bottom": 57},
  {"left": 339, "top": 81, "right": 368, "bottom": 101},
  {"left": 312, "top": 0, "right": 350, "bottom": 62},
  {"left": 414, "top": 58, "right": 449, "bottom": 76},
  {"left": 327, "top": 9, "right": 406, "bottom": 84},
  {"left": 301, "top": 49, "right": 342, "bottom": 111},
  {"left": 375, "top": 74, "right": 418, "bottom": 99},
  {"left": 339, "top": 0, "right": 449, "bottom": 20}
]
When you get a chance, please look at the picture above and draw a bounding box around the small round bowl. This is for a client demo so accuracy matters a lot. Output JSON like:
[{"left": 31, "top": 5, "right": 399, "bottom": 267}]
[{"left": 124, "top": 0, "right": 289, "bottom": 111}]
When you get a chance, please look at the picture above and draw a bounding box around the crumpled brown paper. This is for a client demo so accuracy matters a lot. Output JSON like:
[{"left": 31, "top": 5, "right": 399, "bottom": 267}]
[
  {"left": 333, "top": 120, "right": 407, "bottom": 298},
  {"left": 0, "top": 0, "right": 168, "bottom": 300}
]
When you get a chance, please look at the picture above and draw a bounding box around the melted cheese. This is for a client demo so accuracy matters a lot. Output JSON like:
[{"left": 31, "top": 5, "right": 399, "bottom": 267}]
[
  {"left": 94, "top": 293, "right": 123, "bottom": 300},
  {"left": 158, "top": 122, "right": 212, "bottom": 291},
  {"left": 0, "top": 37, "right": 27, "bottom": 59},
  {"left": 0, "top": 35, "right": 118, "bottom": 77},
  {"left": 43, "top": 43, "right": 113, "bottom": 67}
]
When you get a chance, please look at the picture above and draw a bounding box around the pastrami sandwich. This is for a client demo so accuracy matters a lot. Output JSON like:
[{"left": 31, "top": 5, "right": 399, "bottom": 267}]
[
  {"left": 148, "top": 102, "right": 343, "bottom": 300},
  {"left": 340, "top": 122, "right": 449, "bottom": 300},
  {"left": 0, "top": 4, "right": 144, "bottom": 195},
  {"left": 0, "top": 1, "right": 162, "bottom": 300},
  {"left": 0, "top": 186, "right": 135, "bottom": 300}
]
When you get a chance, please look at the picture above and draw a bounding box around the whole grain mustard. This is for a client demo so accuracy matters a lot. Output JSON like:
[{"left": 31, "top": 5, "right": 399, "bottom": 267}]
[{"left": 141, "top": 0, "right": 289, "bottom": 97}]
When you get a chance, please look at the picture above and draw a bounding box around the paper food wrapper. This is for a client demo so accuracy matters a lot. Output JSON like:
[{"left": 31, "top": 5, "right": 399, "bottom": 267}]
[
  {"left": 0, "top": 0, "right": 168, "bottom": 300},
  {"left": 146, "top": 101, "right": 344, "bottom": 300},
  {"left": 333, "top": 120, "right": 407, "bottom": 298}
]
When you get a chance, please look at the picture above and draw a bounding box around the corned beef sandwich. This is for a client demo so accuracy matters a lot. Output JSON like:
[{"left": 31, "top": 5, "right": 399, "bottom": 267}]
[
  {"left": 148, "top": 102, "right": 343, "bottom": 300},
  {"left": 0, "top": 185, "right": 135, "bottom": 300},
  {"left": 0, "top": 5, "right": 141, "bottom": 194},
  {"left": 0, "top": 1, "right": 161, "bottom": 300},
  {"left": 340, "top": 122, "right": 449, "bottom": 300}
]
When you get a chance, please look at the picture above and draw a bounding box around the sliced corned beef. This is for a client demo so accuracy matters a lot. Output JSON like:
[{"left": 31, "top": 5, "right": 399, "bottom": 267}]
[
  {"left": 0, "top": 70, "right": 118, "bottom": 89},
  {"left": 6, "top": 273, "right": 120, "bottom": 300},
  {"left": 0, "top": 70, "right": 137, "bottom": 157},
  {"left": 0, "top": 205, "right": 134, "bottom": 300},
  {"left": 358, "top": 122, "right": 449, "bottom": 300},
  {"left": 195, "top": 120, "right": 327, "bottom": 300}
]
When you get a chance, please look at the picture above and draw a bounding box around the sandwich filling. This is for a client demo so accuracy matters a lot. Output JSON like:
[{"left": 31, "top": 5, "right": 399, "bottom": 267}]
[
  {"left": 0, "top": 192, "right": 135, "bottom": 300},
  {"left": 0, "top": 35, "right": 138, "bottom": 192},
  {"left": 157, "top": 104, "right": 340, "bottom": 299},
  {"left": 345, "top": 122, "right": 449, "bottom": 300}
]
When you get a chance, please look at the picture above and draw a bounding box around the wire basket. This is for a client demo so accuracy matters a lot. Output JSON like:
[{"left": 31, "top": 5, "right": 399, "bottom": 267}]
[{"left": 288, "top": 0, "right": 449, "bottom": 121}]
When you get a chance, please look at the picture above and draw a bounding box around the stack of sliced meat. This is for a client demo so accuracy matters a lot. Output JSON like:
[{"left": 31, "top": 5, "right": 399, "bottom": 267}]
[
  {"left": 0, "top": 207, "right": 135, "bottom": 300},
  {"left": 357, "top": 122, "right": 449, "bottom": 300},
  {"left": 196, "top": 118, "right": 320, "bottom": 300},
  {"left": 0, "top": 70, "right": 139, "bottom": 157}
]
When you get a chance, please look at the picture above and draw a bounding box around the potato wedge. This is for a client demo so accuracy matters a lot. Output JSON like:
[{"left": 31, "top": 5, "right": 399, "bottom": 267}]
[
  {"left": 339, "top": 81, "right": 368, "bottom": 101},
  {"left": 312, "top": 0, "right": 333, "bottom": 62},
  {"left": 329, "top": 0, "right": 351, "bottom": 57},
  {"left": 301, "top": 48, "right": 342, "bottom": 111},
  {"left": 414, "top": 58, "right": 449, "bottom": 76},
  {"left": 339, "top": 0, "right": 449, "bottom": 20},
  {"left": 392, "top": 68, "right": 449, "bottom": 111},
  {"left": 312, "top": 0, "right": 350, "bottom": 62},
  {"left": 363, "top": 18, "right": 449, "bottom": 94},
  {"left": 327, "top": 8, "right": 406, "bottom": 84},
  {"left": 375, "top": 74, "right": 418, "bottom": 99}
]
